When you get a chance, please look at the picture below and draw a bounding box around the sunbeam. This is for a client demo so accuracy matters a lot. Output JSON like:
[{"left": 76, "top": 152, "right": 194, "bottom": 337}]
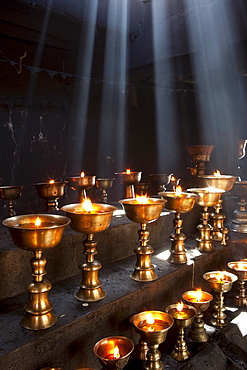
[{"left": 97, "top": 0, "right": 129, "bottom": 176}]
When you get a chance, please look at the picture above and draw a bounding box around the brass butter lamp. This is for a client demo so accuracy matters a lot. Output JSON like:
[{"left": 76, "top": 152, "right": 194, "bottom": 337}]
[
  {"left": 159, "top": 186, "right": 198, "bottom": 264},
  {"left": 0, "top": 185, "right": 24, "bottom": 216},
  {"left": 2, "top": 213, "right": 70, "bottom": 330},
  {"left": 33, "top": 180, "right": 68, "bottom": 211},
  {"left": 203, "top": 270, "right": 238, "bottom": 327},
  {"left": 166, "top": 302, "right": 197, "bottom": 361},
  {"left": 182, "top": 288, "right": 213, "bottom": 342},
  {"left": 187, "top": 187, "right": 225, "bottom": 252},
  {"left": 148, "top": 173, "right": 172, "bottom": 194},
  {"left": 115, "top": 169, "right": 142, "bottom": 198},
  {"left": 228, "top": 261, "right": 247, "bottom": 306},
  {"left": 131, "top": 310, "right": 173, "bottom": 370},
  {"left": 119, "top": 196, "right": 166, "bottom": 281},
  {"left": 186, "top": 145, "right": 215, "bottom": 176},
  {"left": 61, "top": 200, "right": 117, "bottom": 302},
  {"left": 67, "top": 172, "right": 96, "bottom": 202},
  {"left": 197, "top": 172, "right": 237, "bottom": 243},
  {"left": 94, "top": 336, "right": 134, "bottom": 370},
  {"left": 95, "top": 178, "right": 115, "bottom": 203},
  {"left": 230, "top": 181, "right": 247, "bottom": 233}
]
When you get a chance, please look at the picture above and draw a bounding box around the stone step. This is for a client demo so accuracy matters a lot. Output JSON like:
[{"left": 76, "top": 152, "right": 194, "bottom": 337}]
[
  {"left": 1, "top": 232, "right": 246, "bottom": 370},
  {"left": 0, "top": 204, "right": 201, "bottom": 300}
]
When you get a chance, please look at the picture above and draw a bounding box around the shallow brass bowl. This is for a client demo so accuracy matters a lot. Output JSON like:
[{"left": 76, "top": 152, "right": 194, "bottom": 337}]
[
  {"left": 187, "top": 187, "right": 225, "bottom": 207},
  {"left": 2, "top": 214, "right": 70, "bottom": 251},
  {"left": 197, "top": 175, "right": 237, "bottom": 192},
  {"left": 120, "top": 198, "right": 166, "bottom": 224},
  {"left": 61, "top": 203, "right": 117, "bottom": 234},
  {"left": 33, "top": 182, "right": 67, "bottom": 200},
  {"left": 159, "top": 192, "right": 198, "bottom": 213},
  {"left": 0, "top": 185, "right": 23, "bottom": 200},
  {"left": 115, "top": 171, "right": 142, "bottom": 185}
]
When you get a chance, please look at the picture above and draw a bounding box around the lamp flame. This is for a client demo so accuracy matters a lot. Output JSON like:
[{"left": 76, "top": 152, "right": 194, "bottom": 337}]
[
  {"left": 146, "top": 312, "right": 155, "bottom": 325},
  {"left": 175, "top": 185, "right": 182, "bottom": 197},
  {"left": 214, "top": 170, "right": 221, "bottom": 177},
  {"left": 176, "top": 301, "right": 184, "bottom": 312},
  {"left": 80, "top": 172, "right": 85, "bottom": 177},
  {"left": 136, "top": 195, "right": 149, "bottom": 204},
  {"left": 113, "top": 346, "right": 121, "bottom": 359},
  {"left": 126, "top": 169, "right": 131, "bottom": 174},
  {"left": 49, "top": 179, "right": 55, "bottom": 184},
  {"left": 35, "top": 217, "right": 42, "bottom": 227},
  {"left": 81, "top": 198, "right": 92, "bottom": 213},
  {"left": 107, "top": 341, "right": 121, "bottom": 359},
  {"left": 195, "top": 288, "right": 203, "bottom": 302},
  {"left": 171, "top": 176, "right": 176, "bottom": 181}
]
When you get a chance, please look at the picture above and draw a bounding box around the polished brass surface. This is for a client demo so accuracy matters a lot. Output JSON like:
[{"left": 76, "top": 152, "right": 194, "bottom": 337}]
[
  {"left": 0, "top": 185, "right": 24, "bottom": 216},
  {"left": 134, "top": 182, "right": 149, "bottom": 196},
  {"left": 115, "top": 171, "right": 142, "bottom": 198},
  {"left": 95, "top": 178, "right": 114, "bottom": 203},
  {"left": 203, "top": 271, "right": 238, "bottom": 327},
  {"left": 131, "top": 310, "right": 173, "bottom": 370},
  {"left": 230, "top": 181, "right": 247, "bottom": 233},
  {"left": 228, "top": 261, "right": 247, "bottom": 306},
  {"left": 148, "top": 173, "right": 172, "bottom": 194},
  {"left": 3, "top": 214, "right": 70, "bottom": 330},
  {"left": 61, "top": 203, "right": 117, "bottom": 302},
  {"left": 159, "top": 192, "right": 198, "bottom": 264},
  {"left": 33, "top": 181, "right": 67, "bottom": 211},
  {"left": 182, "top": 290, "right": 213, "bottom": 342},
  {"left": 197, "top": 175, "right": 237, "bottom": 242},
  {"left": 67, "top": 175, "right": 96, "bottom": 202},
  {"left": 166, "top": 304, "right": 197, "bottom": 361},
  {"left": 186, "top": 145, "right": 215, "bottom": 176},
  {"left": 94, "top": 336, "right": 134, "bottom": 370},
  {"left": 120, "top": 198, "right": 166, "bottom": 281},
  {"left": 187, "top": 188, "right": 225, "bottom": 252}
]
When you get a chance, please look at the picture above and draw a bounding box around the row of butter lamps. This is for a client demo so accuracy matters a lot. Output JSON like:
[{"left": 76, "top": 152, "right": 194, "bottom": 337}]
[
  {"left": 38, "top": 265, "right": 244, "bottom": 370},
  {"left": 3, "top": 182, "right": 247, "bottom": 333}
]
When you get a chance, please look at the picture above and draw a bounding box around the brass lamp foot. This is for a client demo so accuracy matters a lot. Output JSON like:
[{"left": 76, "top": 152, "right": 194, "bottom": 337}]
[{"left": 131, "top": 226, "right": 158, "bottom": 282}]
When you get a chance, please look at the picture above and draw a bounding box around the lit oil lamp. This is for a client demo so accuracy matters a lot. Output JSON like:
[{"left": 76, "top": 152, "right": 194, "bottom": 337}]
[
  {"left": 197, "top": 170, "right": 237, "bottom": 244},
  {"left": 182, "top": 288, "right": 213, "bottom": 342},
  {"left": 186, "top": 145, "right": 215, "bottom": 176},
  {"left": 228, "top": 261, "right": 247, "bottom": 306},
  {"left": 166, "top": 175, "right": 180, "bottom": 191},
  {"left": 131, "top": 310, "right": 173, "bottom": 370},
  {"left": 159, "top": 186, "right": 198, "bottom": 264},
  {"left": 95, "top": 178, "right": 115, "bottom": 203},
  {"left": 148, "top": 173, "right": 172, "bottom": 194},
  {"left": 119, "top": 195, "right": 166, "bottom": 281},
  {"left": 230, "top": 180, "right": 247, "bottom": 233},
  {"left": 166, "top": 301, "right": 197, "bottom": 361},
  {"left": 203, "top": 270, "right": 238, "bottom": 327},
  {"left": 94, "top": 336, "right": 134, "bottom": 370},
  {"left": 2, "top": 213, "right": 70, "bottom": 330},
  {"left": 187, "top": 187, "right": 225, "bottom": 252},
  {"left": 115, "top": 169, "right": 142, "bottom": 198},
  {"left": 61, "top": 198, "right": 117, "bottom": 301},
  {"left": 67, "top": 172, "right": 96, "bottom": 202},
  {"left": 0, "top": 185, "right": 24, "bottom": 216},
  {"left": 33, "top": 180, "right": 68, "bottom": 211}
]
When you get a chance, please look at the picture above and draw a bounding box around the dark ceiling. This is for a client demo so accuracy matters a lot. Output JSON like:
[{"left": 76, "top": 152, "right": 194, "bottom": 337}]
[{"left": 0, "top": 0, "right": 247, "bottom": 90}]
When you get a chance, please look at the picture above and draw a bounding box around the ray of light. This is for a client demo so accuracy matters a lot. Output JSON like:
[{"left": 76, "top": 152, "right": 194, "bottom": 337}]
[
  {"left": 71, "top": 1, "right": 99, "bottom": 173},
  {"left": 184, "top": 0, "right": 247, "bottom": 172},
  {"left": 96, "top": 0, "right": 129, "bottom": 175},
  {"left": 151, "top": 0, "right": 180, "bottom": 174}
]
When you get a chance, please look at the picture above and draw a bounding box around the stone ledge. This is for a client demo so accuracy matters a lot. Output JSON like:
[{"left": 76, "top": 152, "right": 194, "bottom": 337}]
[{"left": 0, "top": 236, "right": 246, "bottom": 370}]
